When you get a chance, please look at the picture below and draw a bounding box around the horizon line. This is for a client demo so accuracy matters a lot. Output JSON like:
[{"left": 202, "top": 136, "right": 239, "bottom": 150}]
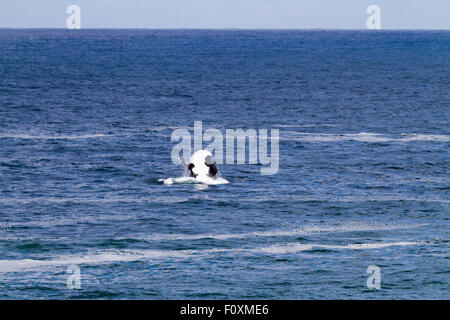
[{"left": 1, "top": 27, "right": 449, "bottom": 31}]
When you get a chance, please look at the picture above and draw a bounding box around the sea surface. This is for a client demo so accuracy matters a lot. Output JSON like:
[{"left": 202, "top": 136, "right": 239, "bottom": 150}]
[{"left": 0, "top": 30, "right": 448, "bottom": 299}]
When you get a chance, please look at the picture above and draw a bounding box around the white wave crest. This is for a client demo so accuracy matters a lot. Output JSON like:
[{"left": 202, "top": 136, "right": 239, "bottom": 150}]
[
  {"left": 159, "top": 176, "right": 229, "bottom": 185},
  {"left": 126, "top": 222, "right": 426, "bottom": 241},
  {"left": 274, "top": 124, "right": 336, "bottom": 128},
  {"left": 246, "top": 241, "right": 424, "bottom": 254},
  {"left": 145, "top": 126, "right": 182, "bottom": 132},
  {"left": 0, "top": 133, "right": 111, "bottom": 140},
  {"left": 0, "top": 250, "right": 189, "bottom": 273},
  {"left": 0, "top": 240, "right": 425, "bottom": 273},
  {"left": 0, "top": 195, "right": 203, "bottom": 205},
  {"left": 281, "top": 132, "right": 450, "bottom": 143},
  {"left": 242, "top": 195, "right": 450, "bottom": 203},
  {"left": 1, "top": 195, "right": 446, "bottom": 206}
]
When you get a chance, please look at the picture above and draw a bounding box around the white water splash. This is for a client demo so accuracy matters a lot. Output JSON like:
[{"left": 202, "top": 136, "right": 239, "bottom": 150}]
[{"left": 159, "top": 176, "right": 229, "bottom": 185}]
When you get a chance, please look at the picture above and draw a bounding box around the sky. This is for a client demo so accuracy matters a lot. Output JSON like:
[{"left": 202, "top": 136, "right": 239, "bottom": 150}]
[{"left": 0, "top": 0, "right": 449, "bottom": 29}]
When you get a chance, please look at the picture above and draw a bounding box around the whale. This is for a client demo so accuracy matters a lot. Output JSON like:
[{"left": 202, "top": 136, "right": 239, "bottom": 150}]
[
  {"left": 181, "top": 150, "right": 218, "bottom": 179},
  {"left": 159, "top": 149, "right": 228, "bottom": 185}
]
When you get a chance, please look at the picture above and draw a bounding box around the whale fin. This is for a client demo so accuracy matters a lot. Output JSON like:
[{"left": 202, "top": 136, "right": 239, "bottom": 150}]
[
  {"left": 204, "top": 155, "right": 214, "bottom": 166},
  {"left": 204, "top": 155, "right": 218, "bottom": 178},
  {"left": 180, "top": 157, "right": 197, "bottom": 178},
  {"left": 180, "top": 156, "right": 189, "bottom": 168}
]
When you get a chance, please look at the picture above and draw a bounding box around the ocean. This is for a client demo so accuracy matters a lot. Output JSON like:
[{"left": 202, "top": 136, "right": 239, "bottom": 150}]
[{"left": 0, "top": 29, "right": 448, "bottom": 299}]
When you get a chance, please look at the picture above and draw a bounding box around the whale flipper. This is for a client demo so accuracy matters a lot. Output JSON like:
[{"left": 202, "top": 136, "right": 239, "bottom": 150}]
[
  {"left": 180, "top": 156, "right": 189, "bottom": 167},
  {"left": 204, "top": 155, "right": 218, "bottom": 178},
  {"left": 180, "top": 156, "right": 197, "bottom": 178}
]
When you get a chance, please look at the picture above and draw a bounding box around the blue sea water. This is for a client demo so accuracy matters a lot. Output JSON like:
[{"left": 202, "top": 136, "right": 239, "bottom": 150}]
[{"left": 0, "top": 29, "right": 448, "bottom": 299}]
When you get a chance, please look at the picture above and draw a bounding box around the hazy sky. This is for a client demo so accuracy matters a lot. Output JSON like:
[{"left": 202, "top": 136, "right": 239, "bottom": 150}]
[{"left": 1, "top": 0, "right": 449, "bottom": 29}]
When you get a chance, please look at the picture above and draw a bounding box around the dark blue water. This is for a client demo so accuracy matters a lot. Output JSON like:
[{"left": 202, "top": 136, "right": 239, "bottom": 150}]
[{"left": 0, "top": 30, "right": 448, "bottom": 299}]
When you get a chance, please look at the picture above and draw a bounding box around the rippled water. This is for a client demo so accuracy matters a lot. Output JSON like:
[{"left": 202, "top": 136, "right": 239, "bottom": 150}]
[{"left": 0, "top": 30, "right": 449, "bottom": 299}]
